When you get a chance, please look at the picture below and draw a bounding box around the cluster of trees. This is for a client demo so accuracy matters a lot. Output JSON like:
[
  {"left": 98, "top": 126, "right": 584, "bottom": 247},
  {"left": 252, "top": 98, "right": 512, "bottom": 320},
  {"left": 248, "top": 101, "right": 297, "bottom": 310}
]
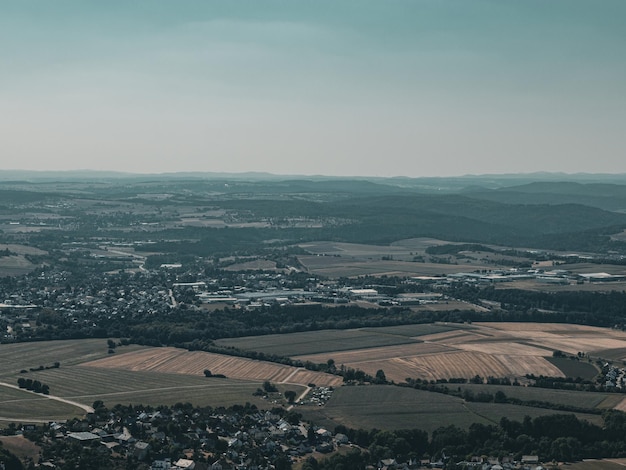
[
  {"left": 525, "top": 374, "right": 603, "bottom": 392},
  {"left": 447, "top": 285, "right": 626, "bottom": 327},
  {"left": 0, "top": 442, "right": 23, "bottom": 470},
  {"left": 401, "top": 379, "right": 599, "bottom": 415},
  {"left": 16, "top": 377, "right": 49, "bottom": 394},
  {"left": 309, "top": 412, "right": 626, "bottom": 467}
]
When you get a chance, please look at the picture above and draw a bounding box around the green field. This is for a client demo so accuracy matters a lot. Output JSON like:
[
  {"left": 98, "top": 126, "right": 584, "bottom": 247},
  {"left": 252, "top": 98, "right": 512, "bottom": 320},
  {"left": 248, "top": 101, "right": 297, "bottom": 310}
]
[
  {"left": 299, "top": 385, "right": 604, "bottom": 433},
  {"left": 454, "top": 383, "right": 621, "bottom": 410},
  {"left": 0, "top": 340, "right": 305, "bottom": 424},
  {"left": 11, "top": 366, "right": 302, "bottom": 410},
  {"left": 359, "top": 323, "right": 469, "bottom": 337},
  {"left": 0, "top": 339, "right": 146, "bottom": 378},
  {"left": 546, "top": 356, "right": 600, "bottom": 380},
  {"left": 0, "top": 387, "right": 84, "bottom": 421},
  {"left": 0, "top": 337, "right": 620, "bottom": 430},
  {"left": 214, "top": 329, "right": 422, "bottom": 356}
]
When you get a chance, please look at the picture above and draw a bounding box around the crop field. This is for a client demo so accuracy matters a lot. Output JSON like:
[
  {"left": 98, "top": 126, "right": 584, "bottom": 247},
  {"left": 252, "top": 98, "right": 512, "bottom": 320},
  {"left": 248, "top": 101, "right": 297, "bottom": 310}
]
[
  {"left": 83, "top": 347, "right": 343, "bottom": 387},
  {"left": 0, "top": 255, "right": 36, "bottom": 276},
  {"left": 0, "top": 340, "right": 334, "bottom": 422},
  {"left": 223, "top": 259, "right": 280, "bottom": 271},
  {"left": 329, "top": 351, "right": 561, "bottom": 383},
  {"left": 7, "top": 366, "right": 301, "bottom": 411},
  {"left": 295, "top": 342, "right": 455, "bottom": 365},
  {"left": 568, "top": 460, "right": 626, "bottom": 470},
  {"left": 0, "top": 339, "right": 146, "bottom": 378},
  {"left": 0, "top": 244, "right": 47, "bottom": 255},
  {"left": 546, "top": 357, "right": 599, "bottom": 380},
  {"left": 0, "top": 386, "right": 84, "bottom": 421},
  {"left": 359, "top": 323, "right": 471, "bottom": 337},
  {"left": 215, "top": 329, "right": 423, "bottom": 356},
  {"left": 497, "top": 280, "right": 626, "bottom": 293},
  {"left": 298, "top": 255, "right": 488, "bottom": 278},
  {"left": 300, "top": 385, "right": 603, "bottom": 433},
  {"left": 477, "top": 322, "right": 626, "bottom": 357},
  {"left": 0, "top": 436, "right": 42, "bottom": 462},
  {"left": 454, "top": 384, "right": 622, "bottom": 410},
  {"left": 595, "top": 348, "right": 626, "bottom": 362},
  {"left": 282, "top": 322, "right": 626, "bottom": 383}
]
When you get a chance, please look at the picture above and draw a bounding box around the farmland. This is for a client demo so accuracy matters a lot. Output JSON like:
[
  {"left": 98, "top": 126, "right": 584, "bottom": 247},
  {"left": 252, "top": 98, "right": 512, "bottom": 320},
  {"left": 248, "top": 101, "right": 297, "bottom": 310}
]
[
  {"left": 217, "top": 322, "right": 620, "bottom": 383},
  {"left": 0, "top": 340, "right": 339, "bottom": 424},
  {"left": 214, "top": 329, "right": 425, "bottom": 357},
  {"left": 1, "top": 321, "right": 622, "bottom": 426},
  {"left": 297, "top": 254, "right": 489, "bottom": 278},
  {"left": 453, "top": 383, "right": 624, "bottom": 410},
  {"left": 83, "top": 347, "right": 343, "bottom": 387},
  {"left": 300, "top": 385, "right": 605, "bottom": 433}
]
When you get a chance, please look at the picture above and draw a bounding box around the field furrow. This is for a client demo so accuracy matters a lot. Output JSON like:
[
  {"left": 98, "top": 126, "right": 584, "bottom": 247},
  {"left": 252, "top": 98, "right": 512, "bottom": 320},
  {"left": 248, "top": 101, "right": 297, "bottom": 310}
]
[{"left": 83, "top": 348, "right": 343, "bottom": 387}]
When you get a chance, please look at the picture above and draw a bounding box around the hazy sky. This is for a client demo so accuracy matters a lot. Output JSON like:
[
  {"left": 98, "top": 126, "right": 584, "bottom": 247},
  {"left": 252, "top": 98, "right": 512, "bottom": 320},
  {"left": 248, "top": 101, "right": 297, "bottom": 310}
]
[{"left": 1, "top": 1, "right": 625, "bottom": 177}]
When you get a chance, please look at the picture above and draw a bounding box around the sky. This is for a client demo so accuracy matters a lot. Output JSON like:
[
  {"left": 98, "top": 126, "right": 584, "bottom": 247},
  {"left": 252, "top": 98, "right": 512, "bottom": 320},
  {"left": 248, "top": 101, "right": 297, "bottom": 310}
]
[{"left": 1, "top": 0, "right": 625, "bottom": 178}]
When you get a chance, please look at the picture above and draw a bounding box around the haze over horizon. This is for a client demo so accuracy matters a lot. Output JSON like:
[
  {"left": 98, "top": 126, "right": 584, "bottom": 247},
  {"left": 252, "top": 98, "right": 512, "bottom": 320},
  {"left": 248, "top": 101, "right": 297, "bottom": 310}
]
[{"left": 2, "top": 1, "right": 625, "bottom": 178}]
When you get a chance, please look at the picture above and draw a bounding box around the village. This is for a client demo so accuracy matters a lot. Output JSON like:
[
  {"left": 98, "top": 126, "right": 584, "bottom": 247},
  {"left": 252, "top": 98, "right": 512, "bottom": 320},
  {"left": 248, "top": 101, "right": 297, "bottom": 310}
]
[
  {"left": 2, "top": 257, "right": 623, "bottom": 344},
  {"left": 2, "top": 399, "right": 550, "bottom": 470}
]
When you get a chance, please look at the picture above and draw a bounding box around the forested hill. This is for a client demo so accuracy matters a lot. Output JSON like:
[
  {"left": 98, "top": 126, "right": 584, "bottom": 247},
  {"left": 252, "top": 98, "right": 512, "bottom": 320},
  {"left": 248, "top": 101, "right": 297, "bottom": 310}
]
[
  {"left": 213, "top": 194, "right": 626, "bottom": 252},
  {"left": 3, "top": 176, "right": 626, "bottom": 255},
  {"left": 463, "top": 182, "right": 626, "bottom": 212}
]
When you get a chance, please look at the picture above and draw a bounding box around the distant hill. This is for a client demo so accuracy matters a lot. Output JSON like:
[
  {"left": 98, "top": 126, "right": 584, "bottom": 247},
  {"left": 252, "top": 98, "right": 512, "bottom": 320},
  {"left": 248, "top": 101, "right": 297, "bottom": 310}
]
[{"left": 464, "top": 182, "right": 626, "bottom": 212}]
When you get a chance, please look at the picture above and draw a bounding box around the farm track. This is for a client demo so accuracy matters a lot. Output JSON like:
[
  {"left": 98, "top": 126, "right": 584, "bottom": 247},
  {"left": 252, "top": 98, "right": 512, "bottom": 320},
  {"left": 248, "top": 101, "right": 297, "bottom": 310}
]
[{"left": 0, "top": 381, "right": 94, "bottom": 415}]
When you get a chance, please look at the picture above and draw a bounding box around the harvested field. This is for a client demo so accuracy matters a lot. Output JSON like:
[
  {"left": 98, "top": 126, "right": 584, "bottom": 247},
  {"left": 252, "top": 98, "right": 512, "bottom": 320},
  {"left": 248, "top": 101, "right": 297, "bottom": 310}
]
[
  {"left": 83, "top": 348, "right": 343, "bottom": 387},
  {"left": 419, "top": 329, "right": 497, "bottom": 344},
  {"left": 476, "top": 323, "right": 626, "bottom": 355},
  {"left": 295, "top": 342, "right": 454, "bottom": 365},
  {"left": 0, "top": 436, "right": 41, "bottom": 461},
  {"left": 16, "top": 367, "right": 294, "bottom": 410},
  {"left": 477, "top": 322, "right": 623, "bottom": 334},
  {"left": 224, "top": 322, "right": 626, "bottom": 384},
  {"left": 496, "top": 280, "right": 626, "bottom": 292},
  {"left": 298, "top": 346, "right": 562, "bottom": 383},
  {"left": 568, "top": 460, "right": 626, "bottom": 470},
  {"left": 454, "top": 341, "right": 553, "bottom": 356}
]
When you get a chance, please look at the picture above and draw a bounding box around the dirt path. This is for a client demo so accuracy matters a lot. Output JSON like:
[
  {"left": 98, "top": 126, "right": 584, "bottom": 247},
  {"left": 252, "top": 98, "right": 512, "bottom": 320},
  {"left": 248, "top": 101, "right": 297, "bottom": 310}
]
[{"left": 0, "top": 381, "right": 94, "bottom": 415}]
